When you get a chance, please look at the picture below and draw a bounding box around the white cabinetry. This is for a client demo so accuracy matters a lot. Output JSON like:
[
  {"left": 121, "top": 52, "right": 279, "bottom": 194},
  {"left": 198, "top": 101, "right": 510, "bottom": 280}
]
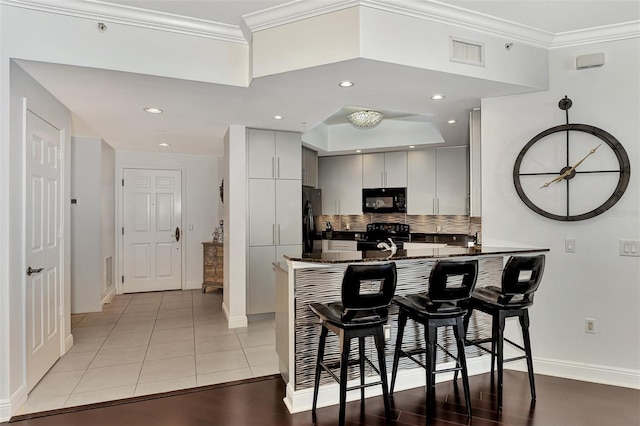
[
  {"left": 362, "top": 152, "right": 407, "bottom": 188},
  {"left": 318, "top": 155, "right": 363, "bottom": 215},
  {"left": 247, "top": 129, "right": 302, "bottom": 315},
  {"left": 248, "top": 128, "right": 301, "bottom": 179},
  {"left": 302, "top": 146, "right": 318, "bottom": 188},
  {"left": 407, "top": 148, "right": 468, "bottom": 215}
]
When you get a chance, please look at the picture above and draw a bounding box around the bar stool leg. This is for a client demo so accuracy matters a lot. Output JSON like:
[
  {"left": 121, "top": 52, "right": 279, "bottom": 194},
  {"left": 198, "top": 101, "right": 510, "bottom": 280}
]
[
  {"left": 338, "top": 333, "right": 351, "bottom": 426},
  {"left": 312, "top": 326, "right": 328, "bottom": 422},
  {"left": 425, "top": 323, "right": 437, "bottom": 415},
  {"left": 496, "top": 312, "right": 506, "bottom": 412},
  {"left": 454, "top": 317, "right": 472, "bottom": 418},
  {"left": 520, "top": 310, "right": 536, "bottom": 402},
  {"left": 374, "top": 327, "right": 392, "bottom": 425},
  {"left": 390, "top": 311, "right": 407, "bottom": 394},
  {"left": 359, "top": 336, "right": 366, "bottom": 411}
]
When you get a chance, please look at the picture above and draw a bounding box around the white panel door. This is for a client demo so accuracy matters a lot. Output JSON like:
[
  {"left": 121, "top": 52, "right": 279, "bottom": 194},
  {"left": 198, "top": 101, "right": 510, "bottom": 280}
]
[
  {"left": 25, "top": 110, "right": 62, "bottom": 392},
  {"left": 248, "top": 129, "right": 275, "bottom": 178},
  {"left": 123, "top": 169, "right": 182, "bottom": 292}
]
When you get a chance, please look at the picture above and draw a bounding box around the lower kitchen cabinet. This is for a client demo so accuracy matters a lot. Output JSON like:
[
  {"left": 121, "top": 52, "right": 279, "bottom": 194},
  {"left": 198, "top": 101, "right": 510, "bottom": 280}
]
[{"left": 248, "top": 244, "right": 301, "bottom": 315}]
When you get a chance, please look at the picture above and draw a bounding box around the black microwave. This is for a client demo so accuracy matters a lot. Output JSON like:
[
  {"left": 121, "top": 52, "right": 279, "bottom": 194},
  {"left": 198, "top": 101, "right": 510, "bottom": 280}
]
[{"left": 362, "top": 188, "right": 407, "bottom": 213}]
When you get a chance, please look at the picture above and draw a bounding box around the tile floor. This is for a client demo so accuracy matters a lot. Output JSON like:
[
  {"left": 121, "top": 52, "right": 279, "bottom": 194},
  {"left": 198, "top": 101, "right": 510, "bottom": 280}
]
[{"left": 17, "top": 289, "right": 278, "bottom": 414}]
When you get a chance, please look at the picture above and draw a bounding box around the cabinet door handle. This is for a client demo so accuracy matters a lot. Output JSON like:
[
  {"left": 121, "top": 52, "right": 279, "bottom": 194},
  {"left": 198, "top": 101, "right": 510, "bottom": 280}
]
[
  {"left": 272, "top": 157, "right": 275, "bottom": 178},
  {"left": 273, "top": 224, "right": 276, "bottom": 245},
  {"left": 277, "top": 224, "right": 281, "bottom": 245},
  {"left": 277, "top": 157, "right": 280, "bottom": 178}
]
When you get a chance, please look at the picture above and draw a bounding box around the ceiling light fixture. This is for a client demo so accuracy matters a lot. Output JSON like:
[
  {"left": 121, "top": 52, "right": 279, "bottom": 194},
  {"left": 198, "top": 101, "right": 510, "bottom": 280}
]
[
  {"left": 347, "top": 110, "right": 384, "bottom": 128},
  {"left": 356, "top": 149, "right": 362, "bottom": 153},
  {"left": 339, "top": 81, "right": 354, "bottom": 88},
  {"left": 158, "top": 142, "right": 170, "bottom": 147},
  {"left": 447, "top": 119, "right": 456, "bottom": 124},
  {"left": 273, "top": 115, "right": 283, "bottom": 120},
  {"left": 431, "top": 94, "right": 445, "bottom": 100},
  {"left": 144, "top": 107, "right": 163, "bottom": 114},
  {"left": 409, "top": 145, "right": 416, "bottom": 149}
]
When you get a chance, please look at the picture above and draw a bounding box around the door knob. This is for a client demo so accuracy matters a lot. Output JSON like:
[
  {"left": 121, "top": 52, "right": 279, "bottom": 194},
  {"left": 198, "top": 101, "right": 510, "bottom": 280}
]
[
  {"left": 27, "top": 266, "right": 44, "bottom": 276},
  {"left": 175, "top": 227, "right": 181, "bottom": 242}
]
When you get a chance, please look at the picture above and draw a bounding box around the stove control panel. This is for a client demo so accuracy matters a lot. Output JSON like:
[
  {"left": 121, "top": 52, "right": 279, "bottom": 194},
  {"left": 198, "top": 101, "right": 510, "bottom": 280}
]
[{"left": 366, "top": 223, "right": 410, "bottom": 234}]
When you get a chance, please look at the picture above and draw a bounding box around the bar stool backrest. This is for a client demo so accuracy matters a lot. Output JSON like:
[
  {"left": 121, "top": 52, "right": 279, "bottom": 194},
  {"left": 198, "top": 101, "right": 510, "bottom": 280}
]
[
  {"left": 500, "top": 255, "right": 545, "bottom": 305},
  {"left": 341, "top": 263, "right": 397, "bottom": 321},
  {"left": 428, "top": 259, "right": 478, "bottom": 303}
]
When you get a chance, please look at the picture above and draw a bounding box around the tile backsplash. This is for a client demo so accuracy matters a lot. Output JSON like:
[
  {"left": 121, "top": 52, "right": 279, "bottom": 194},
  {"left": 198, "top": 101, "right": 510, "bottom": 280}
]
[{"left": 317, "top": 214, "right": 481, "bottom": 236}]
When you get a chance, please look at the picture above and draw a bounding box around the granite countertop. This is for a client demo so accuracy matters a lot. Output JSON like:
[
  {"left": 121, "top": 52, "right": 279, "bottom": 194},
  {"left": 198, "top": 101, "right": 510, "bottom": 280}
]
[{"left": 284, "top": 246, "right": 549, "bottom": 264}]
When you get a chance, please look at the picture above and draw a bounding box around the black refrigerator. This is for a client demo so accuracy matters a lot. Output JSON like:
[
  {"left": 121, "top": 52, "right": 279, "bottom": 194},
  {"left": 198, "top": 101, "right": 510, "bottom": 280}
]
[{"left": 302, "top": 187, "right": 322, "bottom": 253}]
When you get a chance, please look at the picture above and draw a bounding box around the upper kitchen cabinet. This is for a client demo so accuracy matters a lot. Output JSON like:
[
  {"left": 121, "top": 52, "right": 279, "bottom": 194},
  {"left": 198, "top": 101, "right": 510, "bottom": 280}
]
[
  {"left": 407, "top": 147, "right": 469, "bottom": 215},
  {"left": 318, "top": 155, "right": 363, "bottom": 215},
  {"left": 362, "top": 152, "right": 407, "bottom": 188},
  {"left": 302, "top": 146, "right": 318, "bottom": 188},
  {"left": 248, "top": 129, "right": 301, "bottom": 179}
]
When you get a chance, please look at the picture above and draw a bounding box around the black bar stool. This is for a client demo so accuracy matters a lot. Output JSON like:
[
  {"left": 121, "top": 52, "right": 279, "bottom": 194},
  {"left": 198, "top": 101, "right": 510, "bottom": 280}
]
[
  {"left": 390, "top": 259, "right": 478, "bottom": 419},
  {"left": 309, "top": 263, "right": 397, "bottom": 426},
  {"left": 458, "top": 254, "right": 545, "bottom": 411}
]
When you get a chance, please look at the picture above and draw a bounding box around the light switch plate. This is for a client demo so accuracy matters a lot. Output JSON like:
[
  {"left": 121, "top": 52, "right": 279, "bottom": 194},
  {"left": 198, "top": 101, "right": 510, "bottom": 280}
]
[{"left": 620, "top": 240, "right": 640, "bottom": 257}]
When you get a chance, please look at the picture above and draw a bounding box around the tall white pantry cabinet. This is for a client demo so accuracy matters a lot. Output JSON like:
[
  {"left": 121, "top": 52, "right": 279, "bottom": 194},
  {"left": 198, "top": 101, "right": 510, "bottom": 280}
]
[{"left": 247, "top": 129, "right": 302, "bottom": 315}]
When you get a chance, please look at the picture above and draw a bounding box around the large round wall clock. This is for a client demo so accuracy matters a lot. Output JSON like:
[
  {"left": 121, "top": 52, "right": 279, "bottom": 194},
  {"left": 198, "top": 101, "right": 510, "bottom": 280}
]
[{"left": 513, "top": 96, "right": 631, "bottom": 221}]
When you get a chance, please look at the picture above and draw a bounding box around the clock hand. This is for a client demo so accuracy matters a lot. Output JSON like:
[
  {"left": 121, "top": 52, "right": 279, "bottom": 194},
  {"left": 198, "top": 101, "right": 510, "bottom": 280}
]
[{"left": 539, "top": 143, "right": 602, "bottom": 189}]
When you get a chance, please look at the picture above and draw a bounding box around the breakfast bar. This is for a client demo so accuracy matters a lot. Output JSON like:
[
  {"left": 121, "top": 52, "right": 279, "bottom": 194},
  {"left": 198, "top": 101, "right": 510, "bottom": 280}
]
[{"left": 275, "top": 246, "right": 549, "bottom": 413}]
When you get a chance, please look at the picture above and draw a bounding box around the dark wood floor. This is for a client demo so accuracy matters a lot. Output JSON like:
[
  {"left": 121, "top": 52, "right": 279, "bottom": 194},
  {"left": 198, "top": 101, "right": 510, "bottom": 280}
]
[{"left": 7, "top": 371, "right": 639, "bottom": 426}]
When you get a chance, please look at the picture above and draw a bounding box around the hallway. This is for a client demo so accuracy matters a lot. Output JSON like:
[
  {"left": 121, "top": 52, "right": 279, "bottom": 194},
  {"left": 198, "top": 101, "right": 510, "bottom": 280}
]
[{"left": 17, "top": 289, "right": 277, "bottom": 414}]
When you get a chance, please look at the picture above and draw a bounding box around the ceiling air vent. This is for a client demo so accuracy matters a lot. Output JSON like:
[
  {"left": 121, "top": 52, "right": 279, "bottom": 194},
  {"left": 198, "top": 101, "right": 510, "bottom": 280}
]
[{"left": 450, "top": 37, "right": 485, "bottom": 67}]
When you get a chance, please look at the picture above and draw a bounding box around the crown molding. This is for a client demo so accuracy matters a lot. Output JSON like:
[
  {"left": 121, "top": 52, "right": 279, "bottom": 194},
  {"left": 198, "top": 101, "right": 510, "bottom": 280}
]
[
  {"left": 0, "top": 0, "right": 247, "bottom": 43},
  {"left": 3, "top": 0, "right": 637, "bottom": 49},
  {"left": 551, "top": 21, "right": 640, "bottom": 49}
]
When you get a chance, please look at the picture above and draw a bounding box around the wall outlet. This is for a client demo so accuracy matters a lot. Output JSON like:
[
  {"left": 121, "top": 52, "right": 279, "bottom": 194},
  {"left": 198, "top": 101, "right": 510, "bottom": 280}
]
[
  {"left": 383, "top": 324, "right": 391, "bottom": 340},
  {"left": 620, "top": 240, "right": 640, "bottom": 257},
  {"left": 565, "top": 238, "right": 576, "bottom": 253},
  {"left": 585, "top": 318, "right": 596, "bottom": 334}
]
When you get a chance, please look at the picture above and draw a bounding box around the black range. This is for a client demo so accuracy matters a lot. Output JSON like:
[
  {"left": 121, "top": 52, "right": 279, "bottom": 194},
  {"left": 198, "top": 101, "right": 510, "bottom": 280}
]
[{"left": 356, "top": 222, "right": 410, "bottom": 251}]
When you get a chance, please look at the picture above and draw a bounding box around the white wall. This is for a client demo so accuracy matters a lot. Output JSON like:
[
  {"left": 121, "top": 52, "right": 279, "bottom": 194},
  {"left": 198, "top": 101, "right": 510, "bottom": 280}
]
[
  {"left": 116, "top": 151, "right": 220, "bottom": 290},
  {"left": 70, "top": 137, "right": 116, "bottom": 313},
  {"left": 481, "top": 38, "right": 640, "bottom": 386}
]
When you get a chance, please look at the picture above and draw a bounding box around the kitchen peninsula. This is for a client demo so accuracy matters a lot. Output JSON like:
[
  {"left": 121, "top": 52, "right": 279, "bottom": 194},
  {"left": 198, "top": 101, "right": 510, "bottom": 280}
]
[{"left": 275, "top": 245, "right": 549, "bottom": 413}]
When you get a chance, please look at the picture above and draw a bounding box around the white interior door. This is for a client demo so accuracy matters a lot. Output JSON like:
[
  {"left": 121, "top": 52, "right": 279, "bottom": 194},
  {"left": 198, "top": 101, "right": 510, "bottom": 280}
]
[
  {"left": 26, "top": 110, "right": 63, "bottom": 392},
  {"left": 123, "top": 169, "right": 182, "bottom": 293}
]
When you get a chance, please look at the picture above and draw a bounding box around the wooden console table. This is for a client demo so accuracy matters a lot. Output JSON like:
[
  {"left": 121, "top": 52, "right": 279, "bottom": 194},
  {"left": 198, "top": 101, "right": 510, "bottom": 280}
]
[{"left": 202, "top": 241, "right": 223, "bottom": 293}]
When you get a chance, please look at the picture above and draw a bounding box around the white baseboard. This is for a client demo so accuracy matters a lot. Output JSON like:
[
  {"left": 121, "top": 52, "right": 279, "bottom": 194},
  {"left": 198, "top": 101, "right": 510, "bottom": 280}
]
[
  {"left": 283, "top": 355, "right": 492, "bottom": 414},
  {"left": 508, "top": 357, "right": 640, "bottom": 389},
  {"left": 222, "top": 303, "right": 247, "bottom": 328},
  {"left": 185, "top": 280, "right": 200, "bottom": 290},
  {"left": 0, "top": 384, "right": 27, "bottom": 422},
  {"left": 64, "top": 333, "right": 74, "bottom": 354},
  {"left": 101, "top": 287, "right": 116, "bottom": 305}
]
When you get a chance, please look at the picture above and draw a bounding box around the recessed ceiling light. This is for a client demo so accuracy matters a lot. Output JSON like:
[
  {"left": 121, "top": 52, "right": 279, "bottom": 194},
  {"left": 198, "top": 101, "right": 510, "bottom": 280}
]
[
  {"left": 356, "top": 149, "right": 362, "bottom": 153},
  {"left": 339, "top": 81, "right": 354, "bottom": 88},
  {"left": 144, "top": 107, "right": 163, "bottom": 114},
  {"left": 158, "top": 143, "right": 170, "bottom": 147},
  {"left": 409, "top": 145, "right": 416, "bottom": 149},
  {"left": 447, "top": 119, "right": 456, "bottom": 124},
  {"left": 431, "top": 94, "right": 445, "bottom": 100},
  {"left": 273, "top": 115, "right": 283, "bottom": 120}
]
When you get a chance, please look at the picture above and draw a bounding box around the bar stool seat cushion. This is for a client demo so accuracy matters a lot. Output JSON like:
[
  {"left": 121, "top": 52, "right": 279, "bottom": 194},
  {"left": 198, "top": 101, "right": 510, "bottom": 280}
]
[
  {"left": 309, "top": 302, "right": 388, "bottom": 328},
  {"left": 394, "top": 293, "right": 464, "bottom": 318},
  {"left": 471, "top": 286, "right": 534, "bottom": 309}
]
